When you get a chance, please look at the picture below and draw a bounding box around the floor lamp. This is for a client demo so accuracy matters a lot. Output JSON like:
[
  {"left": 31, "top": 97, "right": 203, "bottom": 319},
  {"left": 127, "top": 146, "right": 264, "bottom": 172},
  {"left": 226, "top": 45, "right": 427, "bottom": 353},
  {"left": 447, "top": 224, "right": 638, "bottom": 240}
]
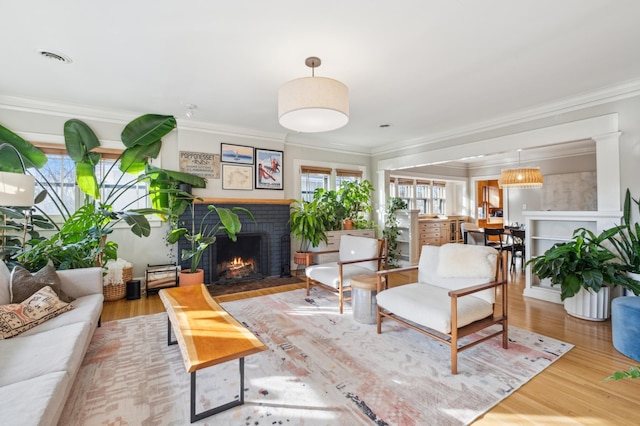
[{"left": 0, "top": 143, "right": 36, "bottom": 260}]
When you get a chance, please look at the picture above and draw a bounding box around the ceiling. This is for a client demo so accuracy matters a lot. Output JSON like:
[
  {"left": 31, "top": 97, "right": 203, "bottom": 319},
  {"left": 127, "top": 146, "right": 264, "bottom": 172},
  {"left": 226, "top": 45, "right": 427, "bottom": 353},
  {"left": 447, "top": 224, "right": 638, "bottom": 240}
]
[{"left": 2, "top": 1, "right": 640, "bottom": 156}]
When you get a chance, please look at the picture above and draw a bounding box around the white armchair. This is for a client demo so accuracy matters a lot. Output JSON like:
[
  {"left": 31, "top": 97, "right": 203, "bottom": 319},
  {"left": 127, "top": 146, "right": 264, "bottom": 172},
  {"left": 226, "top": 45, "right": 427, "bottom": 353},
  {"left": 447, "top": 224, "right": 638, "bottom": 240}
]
[
  {"left": 305, "top": 235, "right": 387, "bottom": 314},
  {"left": 376, "top": 243, "right": 508, "bottom": 374}
]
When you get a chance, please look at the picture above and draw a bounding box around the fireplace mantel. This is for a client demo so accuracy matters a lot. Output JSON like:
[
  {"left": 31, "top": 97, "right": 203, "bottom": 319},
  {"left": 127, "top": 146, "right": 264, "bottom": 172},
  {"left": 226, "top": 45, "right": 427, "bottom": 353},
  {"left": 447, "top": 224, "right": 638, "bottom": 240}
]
[{"left": 195, "top": 198, "right": 293, "bottom": 205}]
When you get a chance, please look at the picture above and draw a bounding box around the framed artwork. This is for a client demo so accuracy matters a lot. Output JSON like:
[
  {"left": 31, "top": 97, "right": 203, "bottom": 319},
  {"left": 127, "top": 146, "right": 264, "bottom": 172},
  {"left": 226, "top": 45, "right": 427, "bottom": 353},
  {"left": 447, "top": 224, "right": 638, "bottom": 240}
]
[
  {"left": 220, "top": 143, "right": 254, "bottom": 164},
  {"left": 178, "top": 151, "right": 220, "bottom": 179},
  {"left": 255, "top": 148, "right": 283, "bottom": 190},
  {"left": 222, "top": 164, "right": 253, "bottom": 190}
]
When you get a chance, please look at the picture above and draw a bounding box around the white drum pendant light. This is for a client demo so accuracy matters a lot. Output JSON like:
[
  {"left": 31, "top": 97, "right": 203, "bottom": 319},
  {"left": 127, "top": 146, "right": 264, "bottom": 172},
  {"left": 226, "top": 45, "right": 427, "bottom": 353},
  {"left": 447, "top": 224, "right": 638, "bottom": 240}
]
[{"left": 278, "top": 57, "right": 349, "bottom": 133}]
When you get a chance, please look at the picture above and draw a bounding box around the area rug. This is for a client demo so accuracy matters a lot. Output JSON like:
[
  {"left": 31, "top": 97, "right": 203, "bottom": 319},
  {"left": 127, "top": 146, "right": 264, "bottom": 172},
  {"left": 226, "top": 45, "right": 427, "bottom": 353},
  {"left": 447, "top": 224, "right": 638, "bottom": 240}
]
[{"left": 60, "top": 288, "right": 573, "bottom": 426}]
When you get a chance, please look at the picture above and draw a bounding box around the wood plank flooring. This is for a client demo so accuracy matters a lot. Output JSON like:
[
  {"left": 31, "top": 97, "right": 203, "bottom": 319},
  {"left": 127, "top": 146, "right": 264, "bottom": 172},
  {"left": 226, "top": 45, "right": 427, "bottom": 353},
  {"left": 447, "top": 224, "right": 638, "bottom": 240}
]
[{"left": 100, "top": 269, "right": 639, "bottom": 425}]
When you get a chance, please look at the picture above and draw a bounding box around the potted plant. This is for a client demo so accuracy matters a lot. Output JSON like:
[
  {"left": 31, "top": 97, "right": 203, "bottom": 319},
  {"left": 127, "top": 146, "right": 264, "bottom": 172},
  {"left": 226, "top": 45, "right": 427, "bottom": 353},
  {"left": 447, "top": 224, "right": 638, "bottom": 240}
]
[
  {"left": 528, "top": 227, "right": 637, "bottom": 320},
  {"left": 604, "top": 188, "right": 640, "bottom": 295},
  {"left": 383, "top": 197, "right": 409, "bottom": 267},
  {"left": 337, "top": 180, "right": 374, "bottom": 230},
  {"left": 289, "top": 197, "right": 329, "bottom": 265},
  {"left": 167, "top": 201, "right": 254, "bottom": 285},
  {"left": 0, "top": 115, "right": 206, "bottom": 270}
]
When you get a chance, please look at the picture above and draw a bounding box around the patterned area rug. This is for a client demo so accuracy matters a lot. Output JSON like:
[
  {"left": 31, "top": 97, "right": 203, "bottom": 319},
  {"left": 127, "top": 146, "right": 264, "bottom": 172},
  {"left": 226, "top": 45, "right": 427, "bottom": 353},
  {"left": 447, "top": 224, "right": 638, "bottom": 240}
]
[{"left": 60, "top": 288, "right": 573, "bottom": 425}]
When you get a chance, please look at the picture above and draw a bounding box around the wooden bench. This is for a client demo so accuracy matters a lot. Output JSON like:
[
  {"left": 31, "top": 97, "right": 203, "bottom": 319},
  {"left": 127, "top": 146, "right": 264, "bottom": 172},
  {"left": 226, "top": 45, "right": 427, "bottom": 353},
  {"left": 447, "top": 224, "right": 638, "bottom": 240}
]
[{"left": 159, "top": 284, "right": 267, "bottom": 423}]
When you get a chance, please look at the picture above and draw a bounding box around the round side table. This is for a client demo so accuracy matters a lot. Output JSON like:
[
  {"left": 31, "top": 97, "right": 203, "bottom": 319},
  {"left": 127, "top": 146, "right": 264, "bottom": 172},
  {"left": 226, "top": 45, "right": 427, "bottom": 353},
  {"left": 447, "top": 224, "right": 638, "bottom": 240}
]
[{"left": 350, "top": 274, "right": 381, "bottom": 324}]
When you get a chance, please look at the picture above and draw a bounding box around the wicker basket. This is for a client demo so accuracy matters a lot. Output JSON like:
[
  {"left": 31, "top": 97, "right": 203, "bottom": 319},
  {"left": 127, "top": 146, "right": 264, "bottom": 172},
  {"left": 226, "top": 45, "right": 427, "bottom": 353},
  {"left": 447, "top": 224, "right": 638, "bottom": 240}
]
[{"left": 103, "top": 266, "right": 133, "bottom": 301}]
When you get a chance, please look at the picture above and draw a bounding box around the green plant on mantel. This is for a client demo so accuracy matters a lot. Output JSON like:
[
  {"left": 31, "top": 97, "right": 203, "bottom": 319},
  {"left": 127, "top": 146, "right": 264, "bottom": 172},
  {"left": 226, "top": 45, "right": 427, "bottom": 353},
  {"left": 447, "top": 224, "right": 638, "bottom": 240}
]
[
  {"left": 167, "top": 201, "right": 254, "bottom": 273},
  {"left": 0, "top": 114, "right": 206, "bottom": 270},
  {"left": 383, "top": 197, "right": 408, "bottom": 267}
]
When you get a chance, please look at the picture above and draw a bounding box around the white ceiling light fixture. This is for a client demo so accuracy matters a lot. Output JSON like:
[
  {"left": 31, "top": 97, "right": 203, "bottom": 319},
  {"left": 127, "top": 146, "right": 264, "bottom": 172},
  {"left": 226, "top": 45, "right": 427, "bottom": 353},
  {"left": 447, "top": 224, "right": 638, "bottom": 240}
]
[
  {"left": 278, "top": 57, "right": 349, "bottom": 133},
  {"left": 498, "top": 150, "right": 544, "bottom": 189}
]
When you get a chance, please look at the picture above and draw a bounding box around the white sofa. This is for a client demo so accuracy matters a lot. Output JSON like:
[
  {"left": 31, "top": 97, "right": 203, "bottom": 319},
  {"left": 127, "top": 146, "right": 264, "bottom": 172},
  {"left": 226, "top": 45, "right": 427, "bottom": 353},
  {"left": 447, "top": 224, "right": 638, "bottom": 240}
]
[{"left": 0, "top": 265, "right": 104, "bottom": 426}]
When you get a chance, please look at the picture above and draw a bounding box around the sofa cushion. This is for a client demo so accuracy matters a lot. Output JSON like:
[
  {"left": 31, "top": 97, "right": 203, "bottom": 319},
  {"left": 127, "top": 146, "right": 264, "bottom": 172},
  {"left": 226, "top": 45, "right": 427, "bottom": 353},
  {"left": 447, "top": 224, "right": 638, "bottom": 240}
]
[
  {"left": 437, "top": 243, "right": 497, "bottom": 278},
  {"left": 0, "top": 261, "right": 10, "bottom": 305},
  {"left": 0, "top": 371, "right": 70, "bottom": 426},
  {"left": 0, "top": 286, "right": 74, "bottom": 339},
  {"left": 339, "top": 235, "right": 379, "bottom": 271},
  {"left": 19, "top": 293, "right": 103, "bottom": 337},
  {"left": 10, "top": 265, "right": 74, "bottom": 303},
  {"left": 418, "top": 245, "right": 496, "bottom": 304},
  {"left": 306, "top": 262, "right": 374, "bottom": 289},
  {"left": 376, "top": 282, "right": 494, "bottom": 334},
  {"left": 0, "top": 321, "right": 90, "bottom": 386}
]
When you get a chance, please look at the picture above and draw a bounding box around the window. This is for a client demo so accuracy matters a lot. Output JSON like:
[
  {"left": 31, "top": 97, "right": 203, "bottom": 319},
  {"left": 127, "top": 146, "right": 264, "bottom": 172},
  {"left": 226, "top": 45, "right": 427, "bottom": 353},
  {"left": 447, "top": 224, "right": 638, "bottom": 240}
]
[
  {"left": 300, "top": 166, "right": 331, "bottom": 202},
  {"left": 29, "top": 144, "right": 149, "bottom": 216},
  {"left": 390, "top": 176, "right": 448, "bottom": 215},
  {"left": 415, "top": 180, "right": 431, "bottom": 214},
  {"left": 335, "top": 169, "right": 362, "bottom": 189}
]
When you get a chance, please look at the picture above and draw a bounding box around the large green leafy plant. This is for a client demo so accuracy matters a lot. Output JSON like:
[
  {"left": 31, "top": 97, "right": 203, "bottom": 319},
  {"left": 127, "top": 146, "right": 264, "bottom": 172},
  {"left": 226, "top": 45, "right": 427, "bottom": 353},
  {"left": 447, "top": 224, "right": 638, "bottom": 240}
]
[
  {"left": 528, "top": 227, "right": 640, "bottom": 301},
  {"left": 605, "top": 188, "right": 640, "bottom": 274},
  {"left": 289, "top": 197, "right": 329, "bottom": 252},
  {"left": 0, "top": 115, "right": 206, "bottom": 269}
]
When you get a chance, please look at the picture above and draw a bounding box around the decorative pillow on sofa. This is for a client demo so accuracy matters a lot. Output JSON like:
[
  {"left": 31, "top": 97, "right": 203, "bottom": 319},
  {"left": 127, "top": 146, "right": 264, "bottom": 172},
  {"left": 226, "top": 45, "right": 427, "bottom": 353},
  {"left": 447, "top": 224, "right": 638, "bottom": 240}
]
[
  {"left": 0, "top": 285, "right": 74, "bottom": 339},
  {"left": 10, "top": 265, "right": 74, "bottom": 304}
]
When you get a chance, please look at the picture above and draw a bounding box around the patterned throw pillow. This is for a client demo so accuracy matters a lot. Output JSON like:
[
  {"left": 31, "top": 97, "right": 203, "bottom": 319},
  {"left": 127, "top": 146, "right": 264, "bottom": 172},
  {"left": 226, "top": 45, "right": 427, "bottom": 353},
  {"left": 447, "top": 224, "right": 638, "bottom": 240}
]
[
  {"left": 10, "top": 265, "right": 74, "bottom": 304},
  {"left": 0, "top": 286, "right": 74, "bottom": 339}
]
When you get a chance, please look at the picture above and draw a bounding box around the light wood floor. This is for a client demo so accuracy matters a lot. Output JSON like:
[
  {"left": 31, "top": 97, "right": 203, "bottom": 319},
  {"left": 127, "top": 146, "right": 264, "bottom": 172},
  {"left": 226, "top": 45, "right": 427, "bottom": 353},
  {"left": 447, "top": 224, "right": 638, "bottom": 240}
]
[{"left": 101, "top": 270, "right": 639, "bottom": 425}]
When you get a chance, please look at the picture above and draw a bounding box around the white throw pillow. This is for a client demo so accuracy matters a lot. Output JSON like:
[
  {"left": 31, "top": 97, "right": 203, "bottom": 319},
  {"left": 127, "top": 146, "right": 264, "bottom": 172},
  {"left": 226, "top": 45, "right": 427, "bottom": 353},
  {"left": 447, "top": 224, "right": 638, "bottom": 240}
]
[{"left": 436, "top": 244, "right": 497, "bottom": 279}]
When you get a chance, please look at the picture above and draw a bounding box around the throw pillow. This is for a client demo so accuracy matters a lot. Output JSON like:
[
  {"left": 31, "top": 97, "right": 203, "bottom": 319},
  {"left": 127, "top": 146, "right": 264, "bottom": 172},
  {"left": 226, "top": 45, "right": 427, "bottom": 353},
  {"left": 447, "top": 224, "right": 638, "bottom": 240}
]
[
  {"left": 0, "top": 286, "right": 74, "bottom": 339},
  {"left": 10, "top": 265, "right": 75, "bottom": 304}
]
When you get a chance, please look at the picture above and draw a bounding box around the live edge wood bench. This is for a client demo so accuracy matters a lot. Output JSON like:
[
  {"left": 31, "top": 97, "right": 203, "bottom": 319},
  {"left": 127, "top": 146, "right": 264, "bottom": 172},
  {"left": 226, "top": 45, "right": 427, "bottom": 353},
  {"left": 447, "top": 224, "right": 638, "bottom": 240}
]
[{"left": 159, "top": 284, "right": 267, "bottom": 423}]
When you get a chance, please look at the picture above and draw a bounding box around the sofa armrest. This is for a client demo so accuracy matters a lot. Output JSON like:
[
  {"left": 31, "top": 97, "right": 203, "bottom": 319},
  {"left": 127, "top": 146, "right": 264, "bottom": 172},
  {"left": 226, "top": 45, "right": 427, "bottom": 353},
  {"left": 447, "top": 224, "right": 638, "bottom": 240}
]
[
  {"left": 375, "top": 266, "right": 419, "bottom": 292},
  {"left": 57, "top": 267, "right": 104, "bottom": 299}
]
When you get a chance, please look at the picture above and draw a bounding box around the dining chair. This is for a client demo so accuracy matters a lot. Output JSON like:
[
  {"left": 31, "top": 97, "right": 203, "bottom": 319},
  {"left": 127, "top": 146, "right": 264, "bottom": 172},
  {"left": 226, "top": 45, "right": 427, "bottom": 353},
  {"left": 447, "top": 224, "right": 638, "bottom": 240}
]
[
  {"left": 483, "top": 228, "right": 511, "bottom": 252},
  {"left": 508, "top": 229, "right": 526, "bottom": 270}
]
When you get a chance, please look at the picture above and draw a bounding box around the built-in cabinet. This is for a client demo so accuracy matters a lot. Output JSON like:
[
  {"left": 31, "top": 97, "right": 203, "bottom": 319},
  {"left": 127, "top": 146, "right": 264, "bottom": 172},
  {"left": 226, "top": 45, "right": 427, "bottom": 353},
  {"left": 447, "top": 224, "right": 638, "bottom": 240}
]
[
  {"left": 396, "top": 209, "right": 420, "bottom": 265},
  {"left": 524, "top": 211, "right": 622, "bottom": 304},
  {"left": 418, "top": 216, "right": 468, "bottom": 247}
]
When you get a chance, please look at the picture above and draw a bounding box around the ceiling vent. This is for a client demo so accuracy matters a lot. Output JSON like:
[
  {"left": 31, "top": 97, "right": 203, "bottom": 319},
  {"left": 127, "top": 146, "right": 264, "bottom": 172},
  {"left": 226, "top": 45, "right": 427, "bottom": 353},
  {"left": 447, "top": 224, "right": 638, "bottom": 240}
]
[{"left": 37, "top": 49, "right": 72, "bottom": 64}]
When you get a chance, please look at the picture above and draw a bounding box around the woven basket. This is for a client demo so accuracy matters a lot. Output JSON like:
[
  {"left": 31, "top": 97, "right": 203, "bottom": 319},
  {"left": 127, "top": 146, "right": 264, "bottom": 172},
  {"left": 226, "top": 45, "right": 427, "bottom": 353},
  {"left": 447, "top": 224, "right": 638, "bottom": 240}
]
[{"left": 103, "top": 266, "right": 133, "bottom": 301}]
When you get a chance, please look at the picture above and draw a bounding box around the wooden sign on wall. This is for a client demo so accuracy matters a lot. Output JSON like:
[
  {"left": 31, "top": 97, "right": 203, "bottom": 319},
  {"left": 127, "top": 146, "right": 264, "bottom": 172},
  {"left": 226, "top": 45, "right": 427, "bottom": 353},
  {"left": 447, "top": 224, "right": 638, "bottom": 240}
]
[{"left": 179, "top": 151, "right": 220, "bottom": 179}]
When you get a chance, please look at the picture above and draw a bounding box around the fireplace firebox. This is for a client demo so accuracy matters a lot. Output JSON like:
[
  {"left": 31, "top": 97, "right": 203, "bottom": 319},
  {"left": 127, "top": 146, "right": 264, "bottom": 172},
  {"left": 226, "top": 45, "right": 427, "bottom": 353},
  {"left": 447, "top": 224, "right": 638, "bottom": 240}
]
[{"left": 209, "top": 232, "right": 269, "bottom": 284}]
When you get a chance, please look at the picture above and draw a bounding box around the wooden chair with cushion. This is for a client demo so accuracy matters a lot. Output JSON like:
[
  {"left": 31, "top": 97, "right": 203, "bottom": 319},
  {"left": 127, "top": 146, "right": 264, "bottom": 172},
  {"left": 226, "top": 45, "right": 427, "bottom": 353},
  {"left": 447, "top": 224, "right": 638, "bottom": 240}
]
[
  {"left": 376, "top": 244, "right": 508, "bottom": 374},
  {"left": 305, "top": 235, "right": 387, "bottom": 314},
  {"left": 460, "top": 222, "right": 484, "bottom": 245}
]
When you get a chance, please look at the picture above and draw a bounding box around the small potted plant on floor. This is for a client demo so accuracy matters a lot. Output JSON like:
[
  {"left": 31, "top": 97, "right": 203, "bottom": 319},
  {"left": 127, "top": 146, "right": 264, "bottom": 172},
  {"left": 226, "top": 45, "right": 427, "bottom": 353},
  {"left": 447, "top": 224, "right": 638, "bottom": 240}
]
[
  {"left": 167, "top": 201, "right": 254, "bottom": 286},
  {"left": 289, "top": 197, "right": 329, "bottom": 266},
  {"left": 528, "top": 227, "right": 637, "bottom": 320}
]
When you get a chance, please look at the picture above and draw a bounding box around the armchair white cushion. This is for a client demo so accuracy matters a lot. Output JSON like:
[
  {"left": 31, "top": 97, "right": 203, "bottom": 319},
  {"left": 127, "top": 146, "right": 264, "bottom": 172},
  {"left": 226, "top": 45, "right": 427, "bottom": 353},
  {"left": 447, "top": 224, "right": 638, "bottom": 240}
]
[
  {"left": 306, "top": 235, "right": 385, "bottom": 314},
  {"left": 376, "top": 244, "right": 508, "bottom": 374}
]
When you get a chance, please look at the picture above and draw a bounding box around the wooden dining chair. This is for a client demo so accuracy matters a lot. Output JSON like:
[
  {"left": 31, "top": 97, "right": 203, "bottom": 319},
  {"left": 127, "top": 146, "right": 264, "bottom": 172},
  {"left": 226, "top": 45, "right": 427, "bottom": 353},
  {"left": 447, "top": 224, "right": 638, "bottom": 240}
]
[{"left": 483, "top": 228, "right": 511, "bottom": 252}]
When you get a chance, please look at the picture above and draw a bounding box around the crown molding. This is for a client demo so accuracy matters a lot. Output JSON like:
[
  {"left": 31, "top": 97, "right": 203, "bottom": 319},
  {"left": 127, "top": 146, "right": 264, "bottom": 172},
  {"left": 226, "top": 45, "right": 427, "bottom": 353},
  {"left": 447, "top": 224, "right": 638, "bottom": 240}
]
[{"left": 371, "top": 78, "right": 640, "bottom": 157}]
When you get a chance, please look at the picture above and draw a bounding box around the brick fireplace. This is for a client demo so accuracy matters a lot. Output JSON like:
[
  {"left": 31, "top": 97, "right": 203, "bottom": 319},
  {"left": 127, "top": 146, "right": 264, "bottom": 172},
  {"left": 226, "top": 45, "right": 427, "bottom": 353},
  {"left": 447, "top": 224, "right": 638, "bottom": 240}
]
[{"left": 177, "top": 199, "right": 292, "bottom": 284}]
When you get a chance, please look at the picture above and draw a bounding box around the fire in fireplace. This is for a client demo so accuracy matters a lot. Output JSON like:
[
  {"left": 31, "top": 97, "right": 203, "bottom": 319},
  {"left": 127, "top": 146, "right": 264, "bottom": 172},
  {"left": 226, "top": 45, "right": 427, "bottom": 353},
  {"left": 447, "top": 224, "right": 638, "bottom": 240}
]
[{"left": 210, "top": 232, "right": 269, "bottom": 284}]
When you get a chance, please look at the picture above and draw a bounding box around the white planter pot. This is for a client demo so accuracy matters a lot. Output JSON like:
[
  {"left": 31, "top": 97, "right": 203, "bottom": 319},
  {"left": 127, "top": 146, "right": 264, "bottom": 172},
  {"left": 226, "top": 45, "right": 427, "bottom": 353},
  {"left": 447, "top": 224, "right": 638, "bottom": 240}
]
[
  {"left": 624, "top": 272, "right": 640, "bottom": 297},
  {"left": 564, "top": 286, "right": 611, "bottom": 321}
]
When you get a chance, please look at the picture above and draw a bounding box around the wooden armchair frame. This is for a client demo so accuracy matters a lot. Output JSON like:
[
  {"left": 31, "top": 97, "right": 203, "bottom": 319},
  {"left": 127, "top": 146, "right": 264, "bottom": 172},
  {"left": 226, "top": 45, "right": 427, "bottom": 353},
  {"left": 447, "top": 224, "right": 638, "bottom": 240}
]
[
  {"left": 305, "top": 238, "right": 387, "bottom": 314},
  {"left": 376, "top": 250, "right": 508, "bottom": 374}
]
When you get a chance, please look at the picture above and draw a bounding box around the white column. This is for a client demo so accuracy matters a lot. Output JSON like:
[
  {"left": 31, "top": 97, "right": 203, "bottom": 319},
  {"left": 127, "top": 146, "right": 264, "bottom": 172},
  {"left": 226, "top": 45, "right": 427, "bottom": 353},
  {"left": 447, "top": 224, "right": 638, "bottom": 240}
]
[{"left": 593, "top": 131, "right": 621, "bottom": 212}]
